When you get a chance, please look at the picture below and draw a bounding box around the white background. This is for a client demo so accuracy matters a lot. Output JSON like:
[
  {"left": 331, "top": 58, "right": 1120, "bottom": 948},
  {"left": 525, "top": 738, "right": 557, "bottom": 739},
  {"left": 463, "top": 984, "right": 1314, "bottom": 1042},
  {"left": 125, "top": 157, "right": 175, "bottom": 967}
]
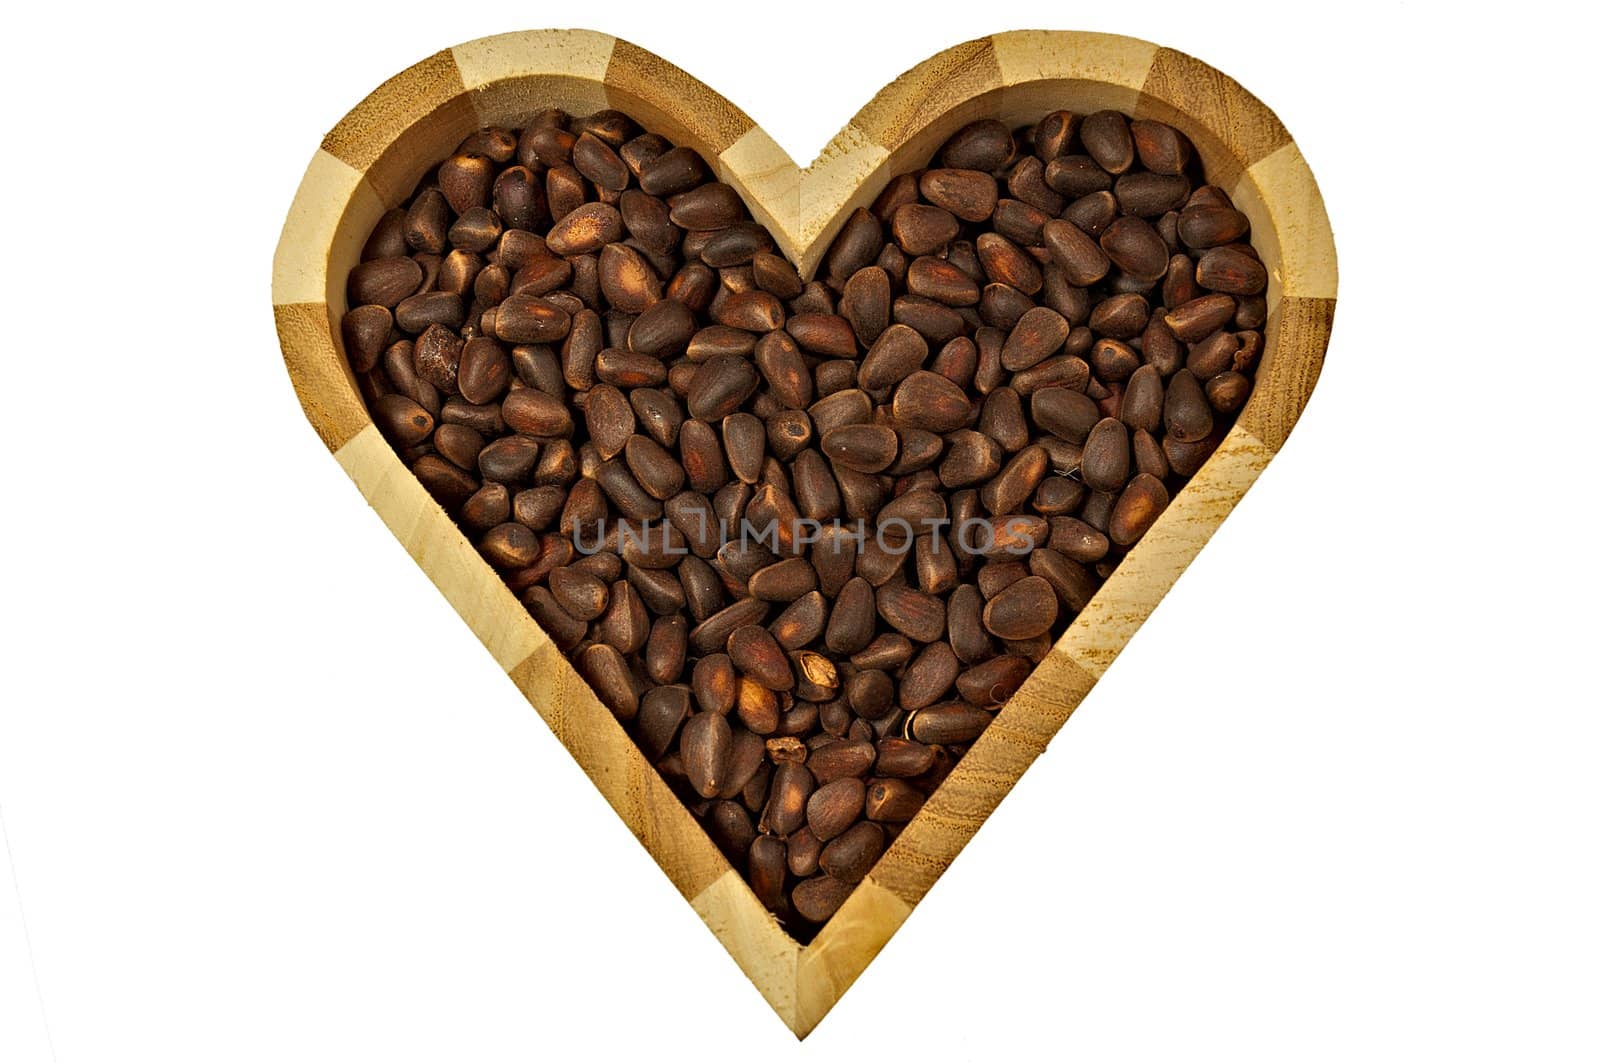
[{"left": 2, "top": 2, "right": 1597, "bottom": 1059}]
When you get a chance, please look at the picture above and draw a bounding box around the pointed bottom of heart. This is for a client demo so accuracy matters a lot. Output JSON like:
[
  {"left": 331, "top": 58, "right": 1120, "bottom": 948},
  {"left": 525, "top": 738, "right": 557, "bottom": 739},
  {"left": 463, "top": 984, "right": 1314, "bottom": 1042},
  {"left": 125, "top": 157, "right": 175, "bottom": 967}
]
[{"left": 273, "top": 29, "right": 1335, "bottom": 1035}]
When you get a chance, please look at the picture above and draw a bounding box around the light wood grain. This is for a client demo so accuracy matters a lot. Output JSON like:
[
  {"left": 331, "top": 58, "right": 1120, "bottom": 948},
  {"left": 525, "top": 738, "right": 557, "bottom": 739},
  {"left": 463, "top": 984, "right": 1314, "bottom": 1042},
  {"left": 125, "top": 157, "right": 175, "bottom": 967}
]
[{"left": 272, "top": 29, "right": 1337, "bottom": 1037}]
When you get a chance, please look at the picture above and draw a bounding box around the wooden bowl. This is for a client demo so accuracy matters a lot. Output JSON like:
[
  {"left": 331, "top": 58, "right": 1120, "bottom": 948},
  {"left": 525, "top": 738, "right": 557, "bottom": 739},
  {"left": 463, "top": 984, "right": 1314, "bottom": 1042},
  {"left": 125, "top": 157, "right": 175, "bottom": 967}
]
[{"left": 272, "top": 29, "right": 1336, "bottom": 1037}]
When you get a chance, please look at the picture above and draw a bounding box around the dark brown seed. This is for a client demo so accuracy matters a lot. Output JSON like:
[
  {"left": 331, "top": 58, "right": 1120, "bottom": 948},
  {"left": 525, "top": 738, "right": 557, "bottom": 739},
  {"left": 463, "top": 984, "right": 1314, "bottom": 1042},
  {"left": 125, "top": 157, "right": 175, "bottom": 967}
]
[
  {"left": 956, "top": 654, "right": 1034, "bottom": 706},
  {"left": 523, "top": 586, "right": 585, "bottom": 650},
  {"left": 787, "top": 313, "right": 858, "bottom": 356},
  {"left": 769, "top": 591, "right": 827, "bottom": 649},
  {"left": 1045, "top": 155, "right": 1113, "bottom": 196},
  {"left": 982, "top": 575, "right": 1058, "bottom": 640},
  {"left": 822, "top": 424, "right": 898, "bottom": 474},
  {"left": 941, "top": 119, "right": 1013, "bottom": 170},
  {"left": 1163, "top": 368, "right": 1214, "bottom": 443},
  {"left": 840, "top": 266, "right": 892, "bottom": 346},
  {"left": 571, "top": 132, "right": 628, "bottom": 191},
  {"left": 692, "top": 653, "right": 738, "bottom": 716},
  {"left": 1032, "top": 387, "right": 1102, "bottom": 444},
  {"left": 763, "top": 761, "right": 814, "bottom": 835},
  {"left": 908, "top": 256, "right": 981, "bottom": 307},
  {"left": 891, "top": 371, "right": 971, "bottom": 432},
  {"left": 502, "top": 388, "right": 573, "bottom": 437},
  {"left": 373, "top": 393, "right": 434, "bottom": 446},
  {"left": 825, "top": 578, "right": 877, "bottom": 655},
  {"left": 751, "top": 251, "right": 803, "bottom": 299},
  {"left": 736, "top": 677, "right": 780, "bottom": 735},
  {"left": 947, "top": 584, "right": 994, "bottom": 663},
  {"left": 678, "top": 419, "right": 729, "bottom": 494},
  {"left": 825, "top": 208, "right": 886, "bottom": 286},
  {"left": 1120, "top": 365, "right": 1165, "bottom": 432},
  {"left": 876, "top": 584, "right": 946, "bottom": 643},
  {"left": 900, "top": 642, "right": 960, "bottom": 710},
  {"left": 584, "top": 384, "right": 634, "bottom": 461},
  {"left": 437, "top": 153, "right": 495, "bottom": 214},
  {"left": 492, "top": 167, "right": 545, "bottom": 231},
  {"left": 630, "top": 688, "right": 688, "bottom": 765},
  {"left": 747, "top": 557, "right": 817, "bottom": 603},
  {"left": 1042, "top": 218, "right": 1111, "bottom": 287},
  {"left": 858, "top": 324, "right": 929, "bottom": 391},
  {"left": 575, "top": 643, "right": 638, "bottom": 721},
  {"left": 1177, "top": 205, "right": 1250, "bottom": 249},
  {"left": 1195, "top": 246, "right": 1268, "bottom": 295},
  {"left": 495, "top": 294, "right": 572, "bottom": 344},
  {"left": 690, "top": 599, "right": 771, "bottom": 657},
  {"left": 349, "top": 257, "right": 424, "bottom": 311},
  {"left": 435, "top": 424, "right": 486, "bottom": 471},
  {"left": 1029, "top": 549, "right": 1100, "bottom": 613},
  {"left": 754, "top": 331, "right": 812, "bottom": 410},
  {"left": 910, "top": 702, "right": 994, "bottom": 744},
  {"left": 1115, "top": 173, "right": 1191, "bottom": 218},
  {"left": 1035, "top": 477, "right": 1087, "bottom": 517},
  {"left": 549, "top": 566, "right": 609, "bottom": 621},
  {"left": 864, "top": 779, "right": 925, "bottom": 823},
  {"left": 457, "top": 337, "right": 510, "bottom": 405},
  {"left": 341, "top": 305, "right": 392, "bottom": 371},
  {"left": 413, "top": 324, "right": 463, "bottom": 393},
  {"left": 748, "top": 835, "right": 787, "bottom": 911},
  {"left": 447, "top": 207, "right": 502, "bottom": 253},
  {"left": 1099, "top": 217, "right": 1170, "bottom": 281},
  {"left": 644, "top": 617, "right": 688, "bottom": 685},
  {"left": 1001, "top": 307, "right": 1070, "bottom": 371},
  {"left": 1130, "top": 120, "right": 1193, "bottom": 175},
  {"left": 682, "top": 711, "right": 734, "bottom": 799},
  {"left": 668, "top": 182, "right": 744, "bottom": 230},
  {"left": 395, "top": 291, "right": 464, "bottom": 334},
  {"left": 874, "top": 738, "right": 936, "bottom": 778},
  {"left": 807, "top": 777, "right": 866, "bottom": 841},
  {"left": 598, "top": 243, "right": 662, "bottom": 312},
  {"left": 785, "top": 827, "right": 822, "bottom": 877},
  {"left": 404, "top": 189, "right": 450, "bottom": 253},
  {"left": 940, "top": 430, "right": 1003, "bottom": 488},
  {"left": 721, "top": 412, "right": 767, "bottom": 484},
  {"left": 819, "top": 821, "right": 886, "bottom": 884},
  {"left": 1089, "top": 293, "right": 1150, "bottom": 339},
  {"left": 478, "top": 436, "right": 539, "bottom": 483},
  {"left": 792, "top": 874, "right": 853, "bottom": 923},
  {"left": 892, "top": 204, "right": 960, "bottom": 256},
  {"left": 639, "top": 146, "right": 708, "bottom": 196},
  {"left": 981, "top": 444, "right": 1050, "bottom": 515},
  {"left": 1188, "top": 331, "right": 1239, "bottom": 380},
  {"left": 1080, "top": 110, "right": 1135, "bottom": 173},
  {"left": 544, "top": 202, "right": 622, "bottom": 256},
  {"left": 976, "top": 232, "right": 1043, "bottom": 294},
  {"left": 595, "top": 580, "right": 650, "bottom": 653},
  {"left": 920, "top": 169, "right": 998, "bottom": 223},
  {"left": 1109, "top": 473, "right": 1171, "bottom": 546},
  {"left": 807, "top": 740, "right": 876, "bottom": 785},
  {"left": 1082, "top": 418, "right": 1132, "bottom": 492},
  {"left": 687, "top": 354, "right": 760, "bottom": 420},
  {"left": 728, "top": 625, "right": 795, "bottom": 692},
  {"left": 1206, "top": 371, "right": 1252, "bottom": 414}
]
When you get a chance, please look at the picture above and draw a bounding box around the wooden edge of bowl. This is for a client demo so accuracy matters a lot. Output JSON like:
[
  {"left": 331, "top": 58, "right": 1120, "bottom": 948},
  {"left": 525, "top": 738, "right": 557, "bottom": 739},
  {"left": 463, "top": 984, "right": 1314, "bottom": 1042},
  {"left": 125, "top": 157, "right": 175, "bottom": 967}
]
[{"left": 271, "top": 28, "right": 1337, "bottom": 1039}]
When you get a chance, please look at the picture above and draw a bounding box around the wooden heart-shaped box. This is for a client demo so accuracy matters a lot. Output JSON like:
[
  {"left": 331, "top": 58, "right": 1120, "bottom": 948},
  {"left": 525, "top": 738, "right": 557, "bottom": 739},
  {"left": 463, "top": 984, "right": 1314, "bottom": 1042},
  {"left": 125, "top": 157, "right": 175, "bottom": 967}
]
[{"left": 273, "top": 29, "right": 1335, "bottom": 1037}]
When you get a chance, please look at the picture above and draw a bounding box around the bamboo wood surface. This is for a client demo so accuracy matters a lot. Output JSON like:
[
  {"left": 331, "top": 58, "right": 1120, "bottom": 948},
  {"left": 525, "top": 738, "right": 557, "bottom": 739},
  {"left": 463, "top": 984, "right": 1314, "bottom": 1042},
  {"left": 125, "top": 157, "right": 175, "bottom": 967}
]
[{"left": 272, "top": 29, "right": 1337, "bottom": 1038}]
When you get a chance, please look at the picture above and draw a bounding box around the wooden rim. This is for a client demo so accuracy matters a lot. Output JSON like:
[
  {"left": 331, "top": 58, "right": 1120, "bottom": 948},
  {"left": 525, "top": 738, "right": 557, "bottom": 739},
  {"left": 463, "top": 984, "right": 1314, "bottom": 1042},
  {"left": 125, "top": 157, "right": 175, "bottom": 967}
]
[{"left": 272, "top": 28, "right": 1337, "bottom": 1038}]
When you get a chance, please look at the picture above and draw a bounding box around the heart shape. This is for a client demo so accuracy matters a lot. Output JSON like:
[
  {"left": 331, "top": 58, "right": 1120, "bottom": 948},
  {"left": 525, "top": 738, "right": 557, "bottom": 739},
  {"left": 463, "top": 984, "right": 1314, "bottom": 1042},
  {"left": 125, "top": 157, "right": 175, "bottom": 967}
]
[{"left": 273, "top": 29, "right": 1335, "bottom": 1037}]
